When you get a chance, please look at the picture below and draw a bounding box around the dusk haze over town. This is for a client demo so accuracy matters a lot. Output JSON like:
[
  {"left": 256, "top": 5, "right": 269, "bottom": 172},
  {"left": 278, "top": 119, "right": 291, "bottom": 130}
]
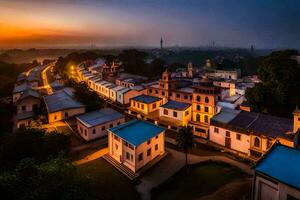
[{"left": 0, "top": 0, "right": 300, "bottom": 200}]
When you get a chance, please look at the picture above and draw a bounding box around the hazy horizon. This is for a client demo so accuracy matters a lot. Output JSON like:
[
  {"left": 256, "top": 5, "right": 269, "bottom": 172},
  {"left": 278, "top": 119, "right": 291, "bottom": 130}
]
[{"left": 1, "top": 0, "right": 300, "bottom": 49}]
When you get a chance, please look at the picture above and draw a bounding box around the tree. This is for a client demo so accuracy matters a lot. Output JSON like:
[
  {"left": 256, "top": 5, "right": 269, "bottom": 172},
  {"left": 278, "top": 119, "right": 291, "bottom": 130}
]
[
  {"left": 0, "top": 157, "right": 94, "bottom": 200},
  {"left": 245, "top": 50, "right": 300, "bottom": 117},
  {"left": 176, "top": 126, "right": 194, "bottom": 172},
  {"left": 69, "top": 80, "right": 104, "bottom": 112},
  {"left": 0, "top": 128, "right": 70, "bottom": 169}
]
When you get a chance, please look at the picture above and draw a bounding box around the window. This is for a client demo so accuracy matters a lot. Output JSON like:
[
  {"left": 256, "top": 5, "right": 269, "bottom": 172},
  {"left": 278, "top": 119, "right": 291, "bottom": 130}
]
[
  {"left": 138, "top": 153, "right": 143, "bottom": 161},
  {"left": 117, "top": 122, "right": 121, "bottom": 125},
  {"left": 184, "top": 95, "right": 188, "bottom": 99},
  {"left": 226, "top": 131, "right": 230, "bottom": 137},
  {"left": 21, "top": 105, "right": 26, "bottom": 111},
  {"left": 84, "top": 130, "right": 87, "bottom": 136},
  {"left": 102, "top": 126, "right": 105, "bottom": 131},
  {"left": 196, "top": 114, "right": 200, "bottom": 122},
  {"left": 155, "top": 90, "right": 158, "bottom": 94},
  {"left": 162, "top": 91, "right": 165, "bottom": 96},
  {"left": 65, "top": 112, "right": 69, "bottom": 118},
  {"left": 155, "top": 144, "right": 158, "bottom": 151},
  {"left": 173, "top": 111, "right": 178, "bottom": 118},
  {"left": 133, "top": 101, "right": 136, "bottom": 107},
  {"left": 110, "top": 124, "right": 113, "bottom": 128},
  {"left": 152, "top": 103, "right": 157, "bottom": 109},
  {"left": 169, "top": 92, "right": 173, "bottom": 97},
  {"left": 115, "top": 144, "right": 118, "bottom": 150},
  {"left": 176, "top": 93, "right": 180, "bottom": 98},
  {"left": 92, "top": 129, "right": 96, "bottom": 134},
  {"left": 155, "top": 135, "right": 158, "bottom": 139},
  {"left": 298, "top": 117, "right": 300, "bottom": 121},
  {"left": 147, "top": 148, "right": 151, "bottom": 156},
  {"left": 196, "top": 96, "right": 201, "bottom": 102},
  {"left": 141, "top": 104, "right": 144, "bottom": 110},
  {"left": 236, "top": 134, "right": 241, "bottom": 140},
  {"left": 126, "top": 152, "right": 130, "bottom": 160},
  {"left": 214, "top": 127, "right": 219, "bottom": 133},
  {"left": 204, "top": 107, "right": 209, "bottom": 113},
  {"left": 196, "top": 105, "right": 200, "bottom": 111},
  {"left": 54, "top": 116, "right": 57, "bottom": 120},
  {"left": 80, "top": 127, "right": 83, "bottom": 134},
  {"left": 185, "top": 110, "right": 189, "bottom": 116},
  {"left": 147, "top": 139, "right": 151, "bottom": 145},
  {"left": 204, "top": 115, "right": 209, "bottom": 123},
  {"left": 149, "top": 89, "right": 152, "bottom": 93},
  {"left": 137, "top": 103, "right": 140, "bottom": 108},
  {"left": 163, "top": 109, "right": 168, "bottom": 115},
  {"left": 205, "top": 97, "right": 209, "bottom": 103},
  {"left": 254, "top": 137, "right": 260, "bottom": 147}
]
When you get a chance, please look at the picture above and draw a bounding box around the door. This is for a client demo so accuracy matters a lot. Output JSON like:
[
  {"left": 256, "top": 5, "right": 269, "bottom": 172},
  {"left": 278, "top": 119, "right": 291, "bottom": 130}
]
[{"left": 225, "top": 137, "right": 231, "bottom": 148}]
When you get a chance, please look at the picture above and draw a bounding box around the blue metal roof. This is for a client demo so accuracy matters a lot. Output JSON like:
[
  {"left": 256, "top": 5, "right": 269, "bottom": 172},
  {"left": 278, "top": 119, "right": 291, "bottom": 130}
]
[
  {"left": 76, "top": 108, "right": 124, "bottom": 128},
  {"left": 132, "top": 95, "right": 161, "bottom": 104},
  {"left": 43, "top": 90, "right": 84, "bottom": 113},
  {"left": 161, "top": 100, "right": 191, "bottom": 111},
  {"left": 255, "top": 144, "right": 300, "bottom": 190},
  {"left": 109, "top": 119, "right": 165, "bottom": 146}
]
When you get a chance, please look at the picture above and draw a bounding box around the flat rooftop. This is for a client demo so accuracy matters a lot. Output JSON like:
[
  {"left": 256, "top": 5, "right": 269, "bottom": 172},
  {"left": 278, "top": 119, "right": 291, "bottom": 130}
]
[
  {"left": 76, "top": 108, "right": 124, "bottom": 128},
  {"left": 109, "top": 119, "right": 165, "bottom": 146},
  {"left": 255, "top": 144, "right": 300, "bottom": 190},
  {"left": 132, "top": 95, "right": 161, "bottom": 104},
  {"left": 161, "top": 100, "right": 191, "bottom": 111}
]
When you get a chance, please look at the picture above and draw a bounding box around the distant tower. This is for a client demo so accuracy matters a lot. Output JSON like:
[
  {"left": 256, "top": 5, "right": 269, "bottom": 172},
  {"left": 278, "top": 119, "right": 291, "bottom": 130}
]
[
  {"left": 160, "top": 37, "right": 163, "bottom": 49},
  {"left": 251, "top": 45, "right": 254, "bottom": 53},
  {"left": 187, "top": 62, "right": 195, "bottom": 78}
]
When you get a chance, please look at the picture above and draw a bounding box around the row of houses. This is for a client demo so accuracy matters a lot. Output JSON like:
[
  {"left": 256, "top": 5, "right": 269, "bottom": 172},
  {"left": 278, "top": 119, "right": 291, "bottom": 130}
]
[
  {"left": 13, "top": 65, "right": 49, "bottom": 129},
  {"left": 76, "top": 64, "right": 147, "bottom": 105}
]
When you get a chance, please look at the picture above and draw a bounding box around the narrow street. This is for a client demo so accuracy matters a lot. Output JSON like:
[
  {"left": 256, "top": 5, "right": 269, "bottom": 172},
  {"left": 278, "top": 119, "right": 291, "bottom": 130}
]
[{"left": 41, "top": 61, "right": 56, "bottom": 95}]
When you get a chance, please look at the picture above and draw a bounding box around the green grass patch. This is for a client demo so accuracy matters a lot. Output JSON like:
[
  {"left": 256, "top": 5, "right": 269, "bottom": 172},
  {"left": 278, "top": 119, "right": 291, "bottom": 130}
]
[
  {"left": 77, "top": 158, "right": 140, "bottom": 200},
  {"left": 151, "top": 161, "right": 246, "bottom": 200}
]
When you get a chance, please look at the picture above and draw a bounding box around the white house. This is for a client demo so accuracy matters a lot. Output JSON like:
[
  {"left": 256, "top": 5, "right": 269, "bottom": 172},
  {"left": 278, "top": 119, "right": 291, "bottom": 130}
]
[
  {"left": 159, "top": 100, "right": 192, "bottom": 127},
  {"left": 109, "top": 86, "right": 126, "bottom": 102},
  {"left": 43, "top": 89, "right": 85, "bottom": 123},
  {"left": 108, "top": 120, "right": 165, "bottom": 173},
  {"left": 209, "top": 108, "right": 297, "bottom": 158},
  {"left": 253, "top": 144, "right": 300, "bottom": 200},
  {"left": 76, "top": 108, "right": 125, "bottom": 141}
]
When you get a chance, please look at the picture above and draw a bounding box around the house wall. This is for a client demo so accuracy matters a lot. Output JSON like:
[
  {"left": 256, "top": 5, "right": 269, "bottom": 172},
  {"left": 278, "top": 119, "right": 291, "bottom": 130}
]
[
  {"left": 134, "top": 131, "right": 165, "bottom": 172},
  {"left": 109, "top": 90, "right": 117, "bottom": 102},
  {"left": 209, "top": 125, "right": 250, "bottom": 154},
  {"left": 48, "top": 107, "right": 85, "bottom": 123},
  {"left": 254, "top": 174, "right": 300, "bottom": 200},
  {"left": 17, "top": 97, "right": 40, "bottom": 114},
  {"left": 16, "top": 118, "right": 32, "bottom": 128},
  {"left": 169, "top": 91, "right": 193, "bottom": 104},
  {"left": 130, "top": 99, "right": 163, "bottom": 115},
  {"left": 159, "top": 106, "right": 192, "bottom": 126},
  {"left": 294, "top": 113, "right": 300, "bottom": 133},
  {"left": 108, "top": 131, "right": 165, "bottom": 173},
  {"left": 77, "top": 117, "right": 125, "bottom": 141}
]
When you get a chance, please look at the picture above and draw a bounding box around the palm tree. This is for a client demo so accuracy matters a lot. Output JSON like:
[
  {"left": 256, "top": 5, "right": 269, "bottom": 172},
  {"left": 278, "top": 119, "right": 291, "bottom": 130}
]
[{"left": 176, "top": 126, "right": 194, "bottom": 172}]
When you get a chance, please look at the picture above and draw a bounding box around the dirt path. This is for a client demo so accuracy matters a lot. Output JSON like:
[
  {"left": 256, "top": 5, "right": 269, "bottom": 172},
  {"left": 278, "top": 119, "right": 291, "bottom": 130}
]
[
  {"left": 198, "top": 178, "right": 252, "bottom": 200},
  {"left": 73, "top": 147, "right": 108, "bottom": 165}
]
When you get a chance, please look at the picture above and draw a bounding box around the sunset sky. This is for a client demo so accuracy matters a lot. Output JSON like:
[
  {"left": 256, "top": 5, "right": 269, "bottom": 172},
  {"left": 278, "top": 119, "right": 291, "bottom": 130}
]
[{"left": 0, "top": 0, "right": 299, "bottom": 49}]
